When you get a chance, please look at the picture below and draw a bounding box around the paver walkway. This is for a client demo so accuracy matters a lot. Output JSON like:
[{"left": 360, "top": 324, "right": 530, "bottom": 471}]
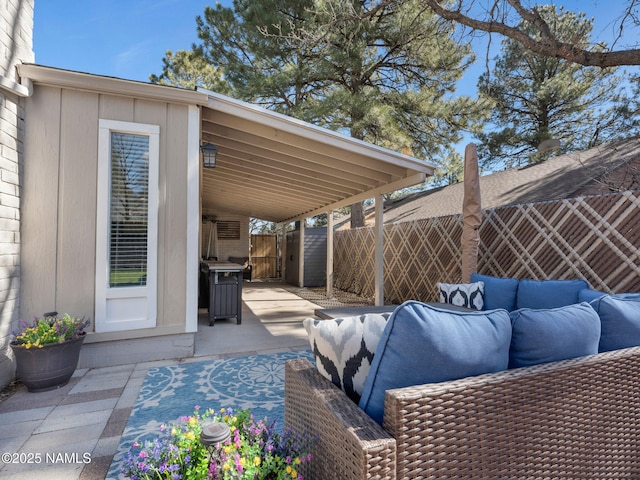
[{"left": 0, "top": 281, "right": 321, "bottom": 479}]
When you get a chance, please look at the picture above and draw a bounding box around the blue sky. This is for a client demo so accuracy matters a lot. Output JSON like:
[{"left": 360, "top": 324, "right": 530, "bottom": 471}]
[
  {"left": 33, "top": 0, "right": 637, "bottom": 165},
  {"left": 34, "top": 0, "right": 224, "bottom": 82},
  {"left": 34, "top": 1, "right": 633, "bottom": 90}
]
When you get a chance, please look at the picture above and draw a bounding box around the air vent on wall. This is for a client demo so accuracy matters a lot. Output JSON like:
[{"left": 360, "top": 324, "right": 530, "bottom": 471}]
[{"left": 217, "top": 221, "right": 241, "bottom": 239}]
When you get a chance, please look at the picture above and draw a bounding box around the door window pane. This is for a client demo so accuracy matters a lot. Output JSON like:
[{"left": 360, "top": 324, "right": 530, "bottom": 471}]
[{"left": 109, "top": 132, "right": 149, "bottom": 287}]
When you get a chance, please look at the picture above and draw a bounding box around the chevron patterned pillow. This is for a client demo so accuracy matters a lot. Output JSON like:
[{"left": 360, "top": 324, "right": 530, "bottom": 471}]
[{"left": 303, "top": 312, "right": 392, "bottom": 403}]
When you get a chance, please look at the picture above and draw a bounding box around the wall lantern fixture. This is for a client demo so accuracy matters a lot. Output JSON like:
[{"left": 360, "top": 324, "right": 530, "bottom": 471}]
[{"left": 201, "top": 143, "right": 218, "bottom": 168}]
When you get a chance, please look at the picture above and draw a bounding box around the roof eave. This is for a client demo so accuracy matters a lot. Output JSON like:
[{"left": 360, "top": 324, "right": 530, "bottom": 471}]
[{"left": 17, "top": 64, "right": 210, "bottom": 106}]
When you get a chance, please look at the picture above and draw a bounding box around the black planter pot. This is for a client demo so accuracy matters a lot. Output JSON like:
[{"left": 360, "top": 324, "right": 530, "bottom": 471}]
[{"left": 10, "top": 335, "right": 85, "bottom": 392}]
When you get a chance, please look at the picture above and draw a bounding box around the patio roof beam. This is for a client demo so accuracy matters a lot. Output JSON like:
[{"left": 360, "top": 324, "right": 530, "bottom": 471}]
[
  {"left": 203, "top": 133, "right": 388, "bottom": 190},
  {"left": 287, "top": 171, "right": 427, "bottom": 223},
  {"left": 203, "top": 167, "right": 347, "bottom": 204},
  {"left": 203, "top": 118, "right": 404, "bottom": 184}
]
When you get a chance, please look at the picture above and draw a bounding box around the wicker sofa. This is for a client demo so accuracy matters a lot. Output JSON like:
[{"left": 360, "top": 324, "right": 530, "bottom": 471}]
[{"left": 285, "top": 345, "right": 640, "bottom": 479}]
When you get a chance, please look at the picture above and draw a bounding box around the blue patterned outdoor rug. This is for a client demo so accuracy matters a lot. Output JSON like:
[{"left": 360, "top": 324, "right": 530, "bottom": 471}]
[{"left": 107, "top": 350, "right": 313, "bottom": 479}]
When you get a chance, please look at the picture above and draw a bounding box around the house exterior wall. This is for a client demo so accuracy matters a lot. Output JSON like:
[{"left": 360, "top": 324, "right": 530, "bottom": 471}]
[
  {"left": 0, "top": 0, "right": 34, "bottom": 388},
  {"left": 200, "top": 212, "right": 250, "bottom": 261},
  {"left": 21, "top": 85, "right": 192, "bottom": 336}
]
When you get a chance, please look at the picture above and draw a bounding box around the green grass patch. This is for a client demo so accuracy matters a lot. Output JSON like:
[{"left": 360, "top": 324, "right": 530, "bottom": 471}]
[{"left": 110, "top": 269, "right": 146, "bottom": 286}]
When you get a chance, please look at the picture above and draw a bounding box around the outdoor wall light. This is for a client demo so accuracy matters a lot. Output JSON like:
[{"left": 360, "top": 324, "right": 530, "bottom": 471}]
[{"left": 201, "top": 143, "right": 218, "bottom": 168}]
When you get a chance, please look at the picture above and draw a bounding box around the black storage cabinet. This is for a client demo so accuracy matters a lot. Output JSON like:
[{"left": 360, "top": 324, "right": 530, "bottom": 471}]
[{"left": 200, "top": 261, "right": 243, "bottom": 326}]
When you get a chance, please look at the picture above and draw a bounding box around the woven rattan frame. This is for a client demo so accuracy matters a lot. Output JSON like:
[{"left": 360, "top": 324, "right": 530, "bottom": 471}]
[
  {"left": 285, "top": 359, "right": 396, "bottom": 480},
  {"left": 286, "top": 347, "right": 640, "bottom": 479}
]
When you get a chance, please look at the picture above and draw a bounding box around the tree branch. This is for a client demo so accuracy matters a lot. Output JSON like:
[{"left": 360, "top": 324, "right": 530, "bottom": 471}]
[{"left": 423, "top": 0, "right": 640, "bottom": 66}]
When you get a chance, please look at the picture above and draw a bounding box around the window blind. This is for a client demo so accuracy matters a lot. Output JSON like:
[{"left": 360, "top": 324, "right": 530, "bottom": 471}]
[{"left": 109, "top": 132, "right": 150, "bottom": 287}]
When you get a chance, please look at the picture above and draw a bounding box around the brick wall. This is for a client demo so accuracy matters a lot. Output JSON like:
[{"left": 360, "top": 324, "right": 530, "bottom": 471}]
[{"left": 0, "top": 0, "right": 34, "bottom": 388}]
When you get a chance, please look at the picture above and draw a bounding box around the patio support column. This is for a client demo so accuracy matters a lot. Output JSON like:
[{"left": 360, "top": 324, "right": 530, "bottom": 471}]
[
  {"left": 279, "top": 222, "right": 287, "bottom": 281},
  {"left": 374, "top": 194, "right": 384, "bottom": 306},
  {"left": 326, "top": 210, "right": 334, "bottom": 298},
  {"left": 185, "top": 105, "right": 200, "bottom": 333},
  {"left": 298, "top": 219, "right": 305, "bottom": 287}
]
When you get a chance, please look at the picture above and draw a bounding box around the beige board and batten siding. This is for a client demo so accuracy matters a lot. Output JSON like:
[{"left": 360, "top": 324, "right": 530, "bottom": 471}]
[{"left": 21, "top": 84, "right": 193, "bottom": 335}]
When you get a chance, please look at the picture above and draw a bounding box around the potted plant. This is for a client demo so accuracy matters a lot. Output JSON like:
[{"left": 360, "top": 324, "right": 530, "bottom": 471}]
[
  {"left": 10, "top": 312, "right": 90, "bottom": 392},
  {"left": 121, "top": 406, "right": 314, "bottom": 479}
]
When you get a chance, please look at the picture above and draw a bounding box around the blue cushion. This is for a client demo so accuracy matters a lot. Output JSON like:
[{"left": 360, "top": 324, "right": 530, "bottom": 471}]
[
  {"left": 578, "top": 288, "right": 606, "bottom": 303},
  {"left": 509, "top": 303, "right": 600, "bottom": 368},
  {"left": 615, "top": 293, "right": 640, "bottom": 300},
  {"left": 591, "top": 294, "right": 640, "bottom": 352},
  {"left": 358, "top": 301, "right": 511, "bottom": 424},
  {"left": 470, "top": 273, "right": 519, "bottom": 311},
  {"left": 516, "top": 279, "right": 589, "bottom": 309}
]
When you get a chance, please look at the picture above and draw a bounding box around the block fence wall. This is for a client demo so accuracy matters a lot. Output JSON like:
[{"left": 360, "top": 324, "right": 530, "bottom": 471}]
[
  {"left": 0, "top": 0, "right": 34, "bottom": 387},
  {"left": 334, "top": 190, "right": 640, "bottom": 304}
]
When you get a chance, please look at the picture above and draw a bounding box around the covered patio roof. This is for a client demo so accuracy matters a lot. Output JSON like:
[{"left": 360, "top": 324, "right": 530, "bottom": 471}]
[
  {"left": 16, "top": 65, "right": 433, "bottom": 224},
  {"left": 200, "top": 90, "right": 434, "bottom": 223}
]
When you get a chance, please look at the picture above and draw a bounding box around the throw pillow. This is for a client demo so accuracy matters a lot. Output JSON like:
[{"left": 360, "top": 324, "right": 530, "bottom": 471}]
[
  {"left": 509, "top": 303, "right": 600, "bottom": 368},
  {"left": 516, "top": 279, "right": 589, "bottom": 309},
  {"left": 303, "top": 312, "right": 391, "bottom": 403},
  {"left": 437, "top": 281, "right": 484, "bottom": 310},
  {"left": 590, "top": 294, "right": 640, "bottom": 352},
  {"left": 470, "top": 273, "right": 519, "bottom": 311},
  {"left": 358, "top": 301, "right": 511, "bottom": 424}
]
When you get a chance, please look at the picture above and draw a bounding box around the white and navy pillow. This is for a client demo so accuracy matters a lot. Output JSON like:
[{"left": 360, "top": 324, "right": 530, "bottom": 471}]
[
  {"left": 437, "top": 281, "right": 485, "bottom": 310},
  {"left": 303, "top": 313, "right": 391, "bottom": 403}
]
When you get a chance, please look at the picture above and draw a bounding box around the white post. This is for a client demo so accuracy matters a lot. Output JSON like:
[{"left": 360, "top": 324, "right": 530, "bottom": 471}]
[
  {"left": 374, "top": 194, "right": 384, "bottom": 306},
  {"left": 326, "top": 210, "right": 334, "bottom": 298},
  {"left": 279, "top": 223, "right": 287, "bottom": 281},
  {"left": 298, "top": 219, "right": 305, "bottom": 287}
]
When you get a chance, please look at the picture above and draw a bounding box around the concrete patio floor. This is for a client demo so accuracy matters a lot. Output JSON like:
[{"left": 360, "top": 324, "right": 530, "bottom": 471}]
[{"left": 0, "top": 281, "right": 322, "bottom": 479}]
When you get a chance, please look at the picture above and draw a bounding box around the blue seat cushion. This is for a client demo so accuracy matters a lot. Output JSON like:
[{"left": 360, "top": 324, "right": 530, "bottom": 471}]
[
  {"left": 509, "top": 303, "right": 600, "bottom": 368},
  {"left": 590, "top": 294, "right": 640, "bottom": 352},
  {"left": 516, "top": 279, "right": 589, "bottom": 309},
  {"left": 358, "top": 301, "right": 511, "bottom": 424},
  {"left": 470, "top": 273, "right": 519, "bottom": 311},
  {"left": 578, "top": 288, "right": 606, "bottom": 303}
]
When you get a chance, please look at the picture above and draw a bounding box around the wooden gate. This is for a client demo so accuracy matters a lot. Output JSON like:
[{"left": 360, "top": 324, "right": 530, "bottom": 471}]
[{"left": 250, "top": 234, "right": 279, "bottom": 278}]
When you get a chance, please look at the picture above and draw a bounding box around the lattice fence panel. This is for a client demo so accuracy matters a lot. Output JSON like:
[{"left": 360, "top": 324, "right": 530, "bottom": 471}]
[
  {"left": 480, "top": 191, "right": 640, "bottom": 293},
  {"left": 334, "top": 191, "right": 640, "bottom": 303},
  {"left": 334, "top": 227, "right": 376, "bottom": 299}
]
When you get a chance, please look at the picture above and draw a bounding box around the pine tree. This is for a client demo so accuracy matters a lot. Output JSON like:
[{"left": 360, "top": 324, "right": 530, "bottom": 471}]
[
  {"left": 150, "top": 50, "right": 227, "bottom": 93},
  {"left": 153, "top": 0, "right": 488, "bottom": 225},
  {"left": 477, "top": 5, "right": 626, "bottom": 170}
]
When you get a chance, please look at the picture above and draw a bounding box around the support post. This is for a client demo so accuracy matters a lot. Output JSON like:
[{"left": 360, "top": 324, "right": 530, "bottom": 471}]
[
  {"left": 279, "top": 222, "right": 287, "bottom": 281},
  {"left": 326, "top": 210, "right": 334, "bottom": 299},
  {"left": 374, "top": 194, "right": 384, "bottom": 306},
  {"left": 298, "top": 219, "right": 305, "bottom": 288}
]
